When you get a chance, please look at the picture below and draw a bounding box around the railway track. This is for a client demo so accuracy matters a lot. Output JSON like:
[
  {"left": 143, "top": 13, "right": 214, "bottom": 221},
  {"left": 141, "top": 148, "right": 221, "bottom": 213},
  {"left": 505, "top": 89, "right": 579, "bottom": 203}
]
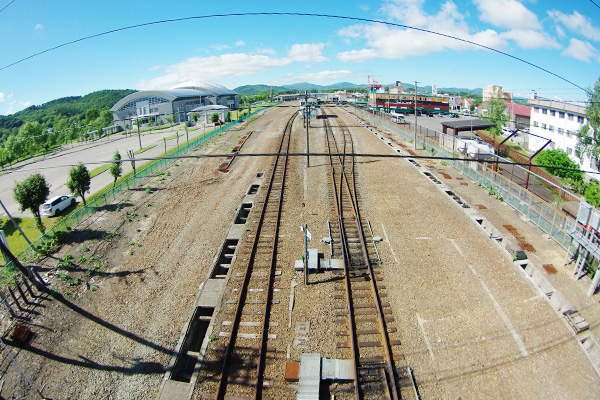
[
  {"left": 202, "top": 111, "right": 297, "bottom": 400},
  {"left": 324, "top": 108, "right": 402, "bottom": 399}
]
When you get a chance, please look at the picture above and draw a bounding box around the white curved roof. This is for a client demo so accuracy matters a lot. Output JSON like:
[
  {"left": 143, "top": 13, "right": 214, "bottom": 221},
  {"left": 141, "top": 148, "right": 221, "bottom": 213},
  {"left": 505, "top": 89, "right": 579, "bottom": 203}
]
[{"left": 171, "top": 81, "right": 237, "bottom": 96}]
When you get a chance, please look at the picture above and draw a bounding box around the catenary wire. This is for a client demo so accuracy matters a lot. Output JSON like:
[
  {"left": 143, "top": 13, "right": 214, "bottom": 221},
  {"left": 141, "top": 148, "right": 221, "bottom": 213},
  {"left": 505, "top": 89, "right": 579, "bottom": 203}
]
[
  {"left": 3, "top": 152, "right": 598, "bottom": 176},
  {"left": 0, "top": 12, "right": 590, "bottom": 94}
]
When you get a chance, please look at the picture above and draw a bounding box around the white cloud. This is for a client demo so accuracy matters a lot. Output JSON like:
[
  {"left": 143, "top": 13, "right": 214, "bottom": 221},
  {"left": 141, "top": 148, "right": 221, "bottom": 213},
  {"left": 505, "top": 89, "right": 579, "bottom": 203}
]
[
  {"left": 148, "top": 65, "right": 161, "bottom": 71},
  {"left": 500, "top": 30, "right": 560, "bottom": 49},
  {"left": 287, "top": 43, "right": 328, "bottom": 62},
  {"left": 337, "top": 48, "right": 378, "bottom": 63},
  {"left": 337, "top": 20, "right": 506, "bottom": 63},
  {"left": 282, "top": 70, "right": 357, "bottom": 83},
  {"left": 235, "top": 40, "right": 245, "bottom": 47},
  {"left": 34, "top": 23, "right": 43, "bottom": 31},
  {"left": 556, "top": 26, "right": 566, "bottom": 39},
  {"left": 0, "top": 92, "right": 5, "bottom": 102},
  {"left": 338, "top": 0, "right": 555, "bottom": 62},
  {"left": 548, "top": 10, "right": 600, "bottom": 42},
  {"left": 474, "top": 0, "right": 541, "bottom": 30},
  {"left": 358, "top": 4, "right": 370, "bottom": 11},
  {"left": 256, "top": 47, "right": 277, "bottom": 55},
  {"left": 211, "top": 44, "right": 230, "bottom": 51},
  {"left": 3, "top": 98, "right": 30, "bottom": 115},
  {"left": 561, "top": 38, "right": 598, "bottom": 63},
  {"left": 138, "top": 53, "right": 292, "bottom": 89}
]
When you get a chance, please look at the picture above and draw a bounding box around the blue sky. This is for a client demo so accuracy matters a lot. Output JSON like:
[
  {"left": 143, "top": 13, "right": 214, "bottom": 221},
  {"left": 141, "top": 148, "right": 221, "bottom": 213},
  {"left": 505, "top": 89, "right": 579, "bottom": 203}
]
[{"left": 1, "top": 0, "right": 599, "bottom": 115}]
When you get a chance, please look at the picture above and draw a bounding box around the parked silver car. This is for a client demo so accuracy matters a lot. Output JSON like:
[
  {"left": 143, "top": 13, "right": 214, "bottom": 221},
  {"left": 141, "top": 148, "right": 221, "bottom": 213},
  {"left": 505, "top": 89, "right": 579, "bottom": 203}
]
[{"left": 41, "top": 195, "right": 76, "bottom": 217}]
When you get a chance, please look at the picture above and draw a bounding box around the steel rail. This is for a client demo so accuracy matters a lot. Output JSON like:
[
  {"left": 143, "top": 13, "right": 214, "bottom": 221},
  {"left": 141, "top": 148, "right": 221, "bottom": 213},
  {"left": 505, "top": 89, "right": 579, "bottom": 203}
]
[
  {"left": 325, "top": 118, "right": 361, "bottom": 399},
  {"left": 340, "top": 122, "right": 399, "bottom": 400},
  {"left": 253, "top": 111, "right": 296, "bottom": 399},
  {"left": 214, "top": 111, "right": 297, "bottom": 399},
  {"left": 326, "top": 109, "right": 399, "bottom": 399}
]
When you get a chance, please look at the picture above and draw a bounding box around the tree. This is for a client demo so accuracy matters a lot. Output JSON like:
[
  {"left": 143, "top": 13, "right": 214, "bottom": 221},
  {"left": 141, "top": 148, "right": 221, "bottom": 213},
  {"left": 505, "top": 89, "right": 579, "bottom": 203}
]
[
  {"left": 191, "top": 113, "right": 199, "bottom": 124},
  {"left": 109, "top": 151, "right": 122, "bottom": 187},
  {"left": 13, "top": 173, "right": 50, "bottom": 234},
  {"left": 66, "top": 163, "right": 91, "bottom": 205},
  {"left": 211, "top": 113, "right": 219, "bottom": 125},
  {"left": 18, "top": 121, "right": 44, "bottom": 154},
  {"left": 100, "top": 109, "right": 113, "bottom": 125},
  {"left": 576, "top": 76, "right": 600, "bottom": 168},
  {"left": 226, "top": 111, "right": 231, "bottom": 122},
  {"left": 585, "top": 184, "right": 600, "bottom": 207},
  {"left": 85, "top": 108, "right": 99, "bottom": 122},
  {"left": 166, "top": 115, "right": 174, "bottom": 126},
  {"left": 536, "top": 149, "right": 584, "bottom": 182},
  {"left": 484, "top": 98, "right": 508, "bottom": 138}
]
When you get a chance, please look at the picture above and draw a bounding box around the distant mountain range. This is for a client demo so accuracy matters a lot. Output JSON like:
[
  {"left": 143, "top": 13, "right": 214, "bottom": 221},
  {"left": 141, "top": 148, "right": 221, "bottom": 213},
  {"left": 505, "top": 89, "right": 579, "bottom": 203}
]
[{"left": 234, "top": 82, "right": 483, "bottom": 96}]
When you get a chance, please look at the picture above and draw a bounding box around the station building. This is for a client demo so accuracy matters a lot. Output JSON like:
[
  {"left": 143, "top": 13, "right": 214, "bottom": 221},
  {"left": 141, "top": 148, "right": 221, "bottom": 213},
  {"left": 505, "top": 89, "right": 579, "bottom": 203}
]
[{"left": 110, "top": 82, "right": 238, "bottom": 129}]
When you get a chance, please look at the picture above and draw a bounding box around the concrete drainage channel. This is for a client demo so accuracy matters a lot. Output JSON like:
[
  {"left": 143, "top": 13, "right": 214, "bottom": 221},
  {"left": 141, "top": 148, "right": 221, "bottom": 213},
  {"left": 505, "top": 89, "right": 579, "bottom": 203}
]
[
  {"left": 157, "top": 172, "right": 265, "bottom": 400},
  {"left": 347, "top": 110, "right": 600, "bottom": 376}
]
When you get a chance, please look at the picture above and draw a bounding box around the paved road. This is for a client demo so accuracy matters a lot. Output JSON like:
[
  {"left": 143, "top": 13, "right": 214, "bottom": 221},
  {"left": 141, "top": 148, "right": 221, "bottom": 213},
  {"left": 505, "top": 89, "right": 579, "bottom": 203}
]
[{"left": 0, "top": 124, "right": 213, "bottom": 218}]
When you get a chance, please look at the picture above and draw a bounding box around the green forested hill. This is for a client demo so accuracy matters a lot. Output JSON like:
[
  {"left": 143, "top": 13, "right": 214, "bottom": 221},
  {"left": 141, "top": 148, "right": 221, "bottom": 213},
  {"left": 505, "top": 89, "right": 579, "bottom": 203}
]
[
  {"left": 0, "top": 89, "right": 134, "bottom": 135},
  {"left": 0, "top": 89, "right": 135, "bottom": 165}
]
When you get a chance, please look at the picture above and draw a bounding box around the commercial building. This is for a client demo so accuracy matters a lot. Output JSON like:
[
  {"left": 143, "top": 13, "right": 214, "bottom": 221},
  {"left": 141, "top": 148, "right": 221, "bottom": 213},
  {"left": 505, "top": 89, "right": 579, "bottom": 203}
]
[
  {"left": 528, "top": 97, "right": 595, "bottom": 173},
  {"left": 110, "top": 82, "right": 238, "bottom": 130}
]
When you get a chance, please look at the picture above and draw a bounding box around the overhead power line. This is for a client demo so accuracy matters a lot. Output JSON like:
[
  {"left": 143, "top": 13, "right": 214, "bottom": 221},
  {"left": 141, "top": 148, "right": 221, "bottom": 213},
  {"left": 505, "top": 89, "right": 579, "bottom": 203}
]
[
  {"left": 0, "top": 12, "right": 590, "bottom": 94},
  {"left": 0, "top": 0, "right": 17, "bottom": 14},
  {"left": 590, "top": 0, "right": 600, "bottom": 10},
  {"left": 3, "top": 152, "right": 599, "bottom": 176}
]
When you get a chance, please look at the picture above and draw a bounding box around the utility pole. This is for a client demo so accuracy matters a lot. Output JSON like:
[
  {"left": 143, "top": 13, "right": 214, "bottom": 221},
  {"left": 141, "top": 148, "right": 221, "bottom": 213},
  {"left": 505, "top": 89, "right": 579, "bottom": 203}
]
[
  {"left": 0, "top": 239, "right": 43, "bottom": 291},
  {"left": 0, "top": 200, "right": 33, "bottom": 248},
  {"left": 414, "top": 81, "right": 419, "bottom": 150}
]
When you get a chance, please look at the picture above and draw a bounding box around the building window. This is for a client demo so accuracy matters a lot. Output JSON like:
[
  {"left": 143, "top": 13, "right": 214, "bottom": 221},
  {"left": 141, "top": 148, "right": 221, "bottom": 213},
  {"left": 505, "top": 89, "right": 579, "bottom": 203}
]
[
  {"left": 542, "top": 109, "right": 547, "bottom": 114},
  {"left": 533, "top": 121, "right": 539, "bottom": 127},
  {"left": 558, "top": 128, "right": 564, "bottom": 134},
  {"left": 567, "top": 147, "right": 572, "bottom": 155},
  {"left": 548, "top": 125, "right": 554, "bottom": 131},
  {"left": 566, "top": 130, "right": 571, "bottom": 137},
  {"left": 550, "top": 110, "right": 556, "bottom": 116},
  {"left": 559, "top": 112, "right": 565, "bottom": 118},
  {"left": 568, "top": 114, "right": 574, "bottom": 120},
  {"left": 578, "top": 116, "right": 584, "bottom": 123},
  {"left": 541, "top": 123, "right": 547, "bottom": 129},
  {"left": 534, "top": 107, "right": 539, "bottom": 113}
]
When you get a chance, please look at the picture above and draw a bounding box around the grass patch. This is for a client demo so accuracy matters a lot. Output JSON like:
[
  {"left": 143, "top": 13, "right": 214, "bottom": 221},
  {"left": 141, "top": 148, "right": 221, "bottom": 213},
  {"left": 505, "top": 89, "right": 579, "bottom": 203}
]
[
  {"left": 133, "top": 145, "right": 156, "bottom": 155},
  {"left": 89, "top": 164, "right": 111, "bottom": 178},
  {"left": 163, "top": 133, "right": 183, "bottom": 140},
  {"left": 0, "top": 216, "right": 61, "bottom": 257}
]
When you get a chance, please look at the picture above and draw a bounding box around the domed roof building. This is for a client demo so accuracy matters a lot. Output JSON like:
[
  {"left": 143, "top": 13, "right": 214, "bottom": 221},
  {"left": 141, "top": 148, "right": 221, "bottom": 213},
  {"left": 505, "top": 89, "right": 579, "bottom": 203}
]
[{"left": 110, "top": 83, "right": 238, "bottom": 129}]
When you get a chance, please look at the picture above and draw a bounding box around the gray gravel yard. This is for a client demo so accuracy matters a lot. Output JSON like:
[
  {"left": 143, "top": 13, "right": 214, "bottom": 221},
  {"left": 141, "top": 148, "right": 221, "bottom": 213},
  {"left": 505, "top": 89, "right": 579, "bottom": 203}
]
[{"left": 0, "top": 105, "right": 598, "bottom": 399}]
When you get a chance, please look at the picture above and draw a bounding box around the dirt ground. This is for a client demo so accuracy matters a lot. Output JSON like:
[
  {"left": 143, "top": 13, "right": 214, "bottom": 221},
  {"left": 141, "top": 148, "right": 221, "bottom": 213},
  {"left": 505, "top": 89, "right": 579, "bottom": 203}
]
[{"left": 0, "top": 104, "right": 599, "bottom": 399}]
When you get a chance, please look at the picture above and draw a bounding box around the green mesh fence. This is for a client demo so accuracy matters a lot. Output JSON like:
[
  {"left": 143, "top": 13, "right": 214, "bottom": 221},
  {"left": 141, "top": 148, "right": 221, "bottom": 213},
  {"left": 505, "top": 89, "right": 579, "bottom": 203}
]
[{"left": 1, "top": 104, "right": 278, "bottom": 280}]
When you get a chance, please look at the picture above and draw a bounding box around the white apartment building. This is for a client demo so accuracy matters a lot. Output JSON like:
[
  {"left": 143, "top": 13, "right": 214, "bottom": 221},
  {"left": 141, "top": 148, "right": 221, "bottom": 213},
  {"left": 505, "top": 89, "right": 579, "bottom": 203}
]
[{"left": 528, "top": 98, "right": 595, "bottom": 173}]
